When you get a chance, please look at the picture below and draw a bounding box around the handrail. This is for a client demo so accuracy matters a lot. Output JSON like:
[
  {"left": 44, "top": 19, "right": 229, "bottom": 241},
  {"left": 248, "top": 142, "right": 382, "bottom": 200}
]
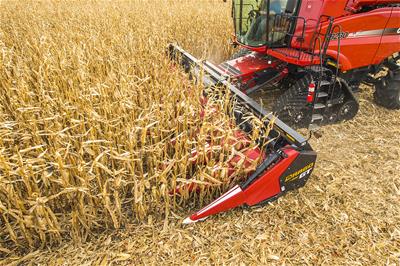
[
  {"left": 271, "top": 14, "right": 307, "bottom": 59},
  {"left": 271, "top": 14, "right": 335, "bottom": 65},
  {"left": 327, "top": 24, "right": 343, "bottom": 102}
]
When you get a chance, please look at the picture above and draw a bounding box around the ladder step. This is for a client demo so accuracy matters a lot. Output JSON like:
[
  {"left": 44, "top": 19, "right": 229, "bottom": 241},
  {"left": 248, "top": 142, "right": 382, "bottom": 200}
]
[
  {"left": 317, "top": 92, "right": 328, "bottom": 98},
  {"left": 327, "top": 98, "right": 343, "bottom": 106},
  {"left": 314, "top": 103, "right": 326, "bottom": 109},
  {"left": 320, "top": 80, "right": 331, "bottom": 86},
  {"left": 311, "top": 114, "right": 323, "bottom": 122}
]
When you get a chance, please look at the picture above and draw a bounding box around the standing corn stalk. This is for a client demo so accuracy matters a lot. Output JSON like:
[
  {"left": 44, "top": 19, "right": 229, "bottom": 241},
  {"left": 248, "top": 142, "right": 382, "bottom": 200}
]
[{"left": 0, "top": 0, "right": 271, "bottom": 251}]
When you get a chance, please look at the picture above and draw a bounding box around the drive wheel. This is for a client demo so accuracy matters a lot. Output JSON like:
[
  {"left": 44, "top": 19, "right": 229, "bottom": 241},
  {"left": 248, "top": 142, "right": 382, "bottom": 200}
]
[
  {"left": 373, "top": 73, "right": 400, "bottom": 109},
  {"left": 338, "top": 100, "right": 359, "bottom": 121},
  {"left": 273, "top": 74, "right": 313, "bottom": 129}
]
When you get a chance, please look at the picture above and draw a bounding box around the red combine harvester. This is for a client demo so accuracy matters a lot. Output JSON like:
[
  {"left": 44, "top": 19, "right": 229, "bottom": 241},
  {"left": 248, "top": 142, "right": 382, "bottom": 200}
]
[{"left": 168, "top": 0, "right": 400, "bottom": 223}]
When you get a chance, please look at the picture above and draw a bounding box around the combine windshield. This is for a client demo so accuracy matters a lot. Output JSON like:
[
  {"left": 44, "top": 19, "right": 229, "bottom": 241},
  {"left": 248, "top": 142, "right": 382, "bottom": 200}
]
[{"left": 233, "top": 0, "right": 298, "bottom": 47}]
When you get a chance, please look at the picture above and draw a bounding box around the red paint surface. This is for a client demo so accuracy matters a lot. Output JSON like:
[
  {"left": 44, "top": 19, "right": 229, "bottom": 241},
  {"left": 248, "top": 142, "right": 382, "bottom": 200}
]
[
  {"left": 236, "top": 1, "right": 399, "bottom": 71},
  {"left": 189, "top": 148, "right": 299, "bottom": 221}
]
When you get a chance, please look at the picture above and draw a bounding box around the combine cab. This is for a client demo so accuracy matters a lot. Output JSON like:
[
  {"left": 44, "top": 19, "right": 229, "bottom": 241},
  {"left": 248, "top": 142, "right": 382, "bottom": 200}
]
[{"left": 224, "top": 0, "right": 399, "bottom": 129}]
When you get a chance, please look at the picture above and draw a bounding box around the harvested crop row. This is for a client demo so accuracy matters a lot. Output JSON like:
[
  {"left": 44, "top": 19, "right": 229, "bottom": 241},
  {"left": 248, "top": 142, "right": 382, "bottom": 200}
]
[{"left": 0, "top": 0, "right": 270, "bottom": 251}]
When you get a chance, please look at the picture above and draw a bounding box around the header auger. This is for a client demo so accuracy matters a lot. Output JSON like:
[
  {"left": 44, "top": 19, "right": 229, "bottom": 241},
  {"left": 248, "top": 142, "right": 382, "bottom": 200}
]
[{"left": 168, "top": 0, "right": 399, "bottom": 223}]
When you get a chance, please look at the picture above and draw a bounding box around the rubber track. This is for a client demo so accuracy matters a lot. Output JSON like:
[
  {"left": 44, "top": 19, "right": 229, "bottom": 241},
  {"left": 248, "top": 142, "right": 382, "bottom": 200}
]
[
  {"left": 273, "top": 74, "right": 313, "bottom": 128},
  {"left": 373, "top": 71, "right": 400, "bottom": 109}
]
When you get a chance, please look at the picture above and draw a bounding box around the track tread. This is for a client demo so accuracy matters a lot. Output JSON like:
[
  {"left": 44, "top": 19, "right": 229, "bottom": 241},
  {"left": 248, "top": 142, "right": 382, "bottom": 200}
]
[
  {"left": 273, "top": 74, "right": 313, "bottom": 129},
  {"left": 373, "top": 71, "right": 400, "bottom": 110}
]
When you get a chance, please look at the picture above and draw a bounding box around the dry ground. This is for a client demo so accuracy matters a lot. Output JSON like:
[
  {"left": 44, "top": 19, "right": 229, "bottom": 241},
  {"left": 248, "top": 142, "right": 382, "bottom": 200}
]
[{"left": 1, "top": 0, "right": 399, "bottom": 265}]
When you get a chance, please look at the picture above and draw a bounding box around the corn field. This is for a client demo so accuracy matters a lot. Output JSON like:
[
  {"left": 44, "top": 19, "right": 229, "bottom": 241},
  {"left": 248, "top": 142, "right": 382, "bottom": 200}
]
[{"left": 0, "top": 0, "right": 272, "bottom": 251}]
